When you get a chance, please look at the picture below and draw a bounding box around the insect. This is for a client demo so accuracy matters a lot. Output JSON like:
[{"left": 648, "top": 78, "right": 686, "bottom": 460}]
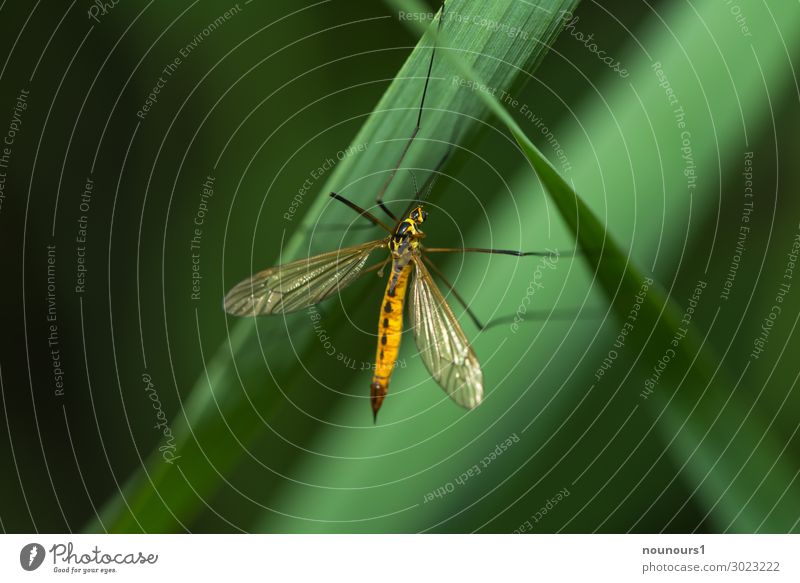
[{"left": 224, "top": 2, "right": 550, "bottom": 420}]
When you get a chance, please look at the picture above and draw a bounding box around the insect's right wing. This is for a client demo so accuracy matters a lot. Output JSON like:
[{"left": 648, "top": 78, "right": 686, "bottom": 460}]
[
  {"left": 224, "top": 240, "right": 385, "bottom": 316},
  {"left": 409, "top": 256, "right": 484, "bottom": 409}
]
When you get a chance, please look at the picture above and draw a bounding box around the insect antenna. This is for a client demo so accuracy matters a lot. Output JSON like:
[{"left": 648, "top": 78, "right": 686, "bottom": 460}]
[{"left": 398, "top": 142, "right": 452, "bottom": 219}]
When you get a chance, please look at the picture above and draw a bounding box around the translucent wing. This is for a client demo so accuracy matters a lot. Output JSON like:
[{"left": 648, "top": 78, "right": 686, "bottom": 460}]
[
  {"left": 409, "top": 256, "right": 484, "bottom": 408},
  {"left": 224, "top": 240, "right": 385, "bottom": 316}
]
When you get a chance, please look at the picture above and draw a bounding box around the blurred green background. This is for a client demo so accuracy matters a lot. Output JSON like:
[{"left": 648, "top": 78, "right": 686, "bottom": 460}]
[{"left": 1, "top": 0, "right": 799, "bottom": 533}]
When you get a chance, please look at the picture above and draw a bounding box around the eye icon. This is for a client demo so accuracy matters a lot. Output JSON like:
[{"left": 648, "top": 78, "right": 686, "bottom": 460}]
[{"left": 19, "top": 543, "right": 45, "bottom": 571}]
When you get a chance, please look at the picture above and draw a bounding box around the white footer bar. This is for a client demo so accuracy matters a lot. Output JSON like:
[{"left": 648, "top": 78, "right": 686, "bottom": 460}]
[{"left": 1, "top": 534, "right": 796, "bottom": 582}]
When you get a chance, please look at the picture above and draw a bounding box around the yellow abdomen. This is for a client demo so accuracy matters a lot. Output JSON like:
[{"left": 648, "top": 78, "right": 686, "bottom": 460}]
[{"left": 370, "top": 261, "right": 412, "bottom": 419}]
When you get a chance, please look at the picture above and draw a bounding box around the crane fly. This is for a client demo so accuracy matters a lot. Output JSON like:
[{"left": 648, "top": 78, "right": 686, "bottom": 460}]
[{"left": 224, "top": 2, "right": 550, "bottom": 420}]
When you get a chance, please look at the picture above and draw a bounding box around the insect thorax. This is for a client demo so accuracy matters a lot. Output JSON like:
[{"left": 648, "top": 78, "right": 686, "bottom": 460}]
[
  {"left": 389, "top": 219, "right": 422, "bottom": 257},
  {"left": 388, "top": 206, "right": 427, "bottom": 257}
]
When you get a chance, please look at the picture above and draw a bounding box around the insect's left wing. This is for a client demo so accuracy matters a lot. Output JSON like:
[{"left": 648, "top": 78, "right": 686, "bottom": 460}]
[
  {"left": 409, "top": 256, "right": 484, "bottom": 408},
  {"left": 224, "top": 240, "right": 385, "bottom": 316}
]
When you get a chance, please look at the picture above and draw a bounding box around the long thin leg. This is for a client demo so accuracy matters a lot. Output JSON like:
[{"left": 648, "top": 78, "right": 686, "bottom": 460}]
[
  {"left": 479, "top": 309, "right": 594, "bottom": 330},
  {"left": 422, "top": 255, "right": 592, "bottom": 330},
  {"left": 424, "top": 247, "right": 569, "bottom": 257},
  {"left": 424, "top": 255, "right": 593, "bottom": 331},
  {"left": 329, "top": 192, "right": 393, "bottom": 233},
  {"left": 423, "top": 256, "right": 486, "bottom": 329},
  {"left": 376, "top": 199, "right": 398, "bottom": 223},
  {"left": 375, "top": 2, "right": 445, "bottom": 221}
]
